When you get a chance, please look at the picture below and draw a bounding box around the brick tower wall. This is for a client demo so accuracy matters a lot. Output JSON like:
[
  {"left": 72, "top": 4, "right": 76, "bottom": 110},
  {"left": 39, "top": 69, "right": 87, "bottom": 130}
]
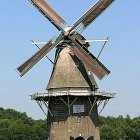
[{"left": 47, "top": 96, "right": 100, "bottom": 140}]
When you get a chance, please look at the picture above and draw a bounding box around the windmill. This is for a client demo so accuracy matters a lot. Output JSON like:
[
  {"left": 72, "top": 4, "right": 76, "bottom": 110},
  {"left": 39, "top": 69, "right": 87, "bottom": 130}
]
[{"left": 17, "top": 0, "right": 116, "bottom": 140}]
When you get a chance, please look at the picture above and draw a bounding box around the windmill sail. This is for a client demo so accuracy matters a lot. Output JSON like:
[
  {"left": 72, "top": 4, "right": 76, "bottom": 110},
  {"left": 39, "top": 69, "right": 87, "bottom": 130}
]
[
  {"left": 28, "top": 0, "right": 66, "bottom": 30},
  {"left": 69, "top": 0, "right": 114, "bottom": 33},
  {"left": 17, "top": 34, "right": 64, "bottom": 76},
  {"left": 69, "top": 37, "right": 110, "bottom": 79},
  {"left": 17, "top": 0, "right": 114, "bottom": 78}
]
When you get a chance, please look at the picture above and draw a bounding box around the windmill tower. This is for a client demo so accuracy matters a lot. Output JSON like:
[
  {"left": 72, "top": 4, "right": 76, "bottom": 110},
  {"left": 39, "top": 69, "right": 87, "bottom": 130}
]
[{"left": 17, "top": 0, "right": 116, "bottom": 140}]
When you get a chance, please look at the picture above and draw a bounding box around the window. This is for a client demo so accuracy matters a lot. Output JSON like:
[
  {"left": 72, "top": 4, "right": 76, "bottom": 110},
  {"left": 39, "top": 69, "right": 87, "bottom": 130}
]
[{"left": 77, "top": 116, "right": 82, "bottom": 124}]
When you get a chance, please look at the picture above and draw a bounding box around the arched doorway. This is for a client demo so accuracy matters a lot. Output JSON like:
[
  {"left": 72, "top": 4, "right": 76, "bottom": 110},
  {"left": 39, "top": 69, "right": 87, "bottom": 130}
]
[{"left": 75, "top": 137, "right": 86, "bottom": 140}]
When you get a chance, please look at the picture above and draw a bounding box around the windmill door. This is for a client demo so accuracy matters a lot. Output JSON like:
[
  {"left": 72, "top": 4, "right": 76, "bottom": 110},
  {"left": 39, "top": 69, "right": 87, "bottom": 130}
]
[
  {"left": 70, "top": 136, "right": 94, "bottom": 140},
  {"left": 75, "top": 137, "right": 85, "bottom": 140}
]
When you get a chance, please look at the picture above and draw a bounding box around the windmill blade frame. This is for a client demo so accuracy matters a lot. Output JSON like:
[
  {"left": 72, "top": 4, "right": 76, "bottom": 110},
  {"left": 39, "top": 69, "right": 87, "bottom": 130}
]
[
  {"left": 69, "top": 36, "right": 110, "bottom": 79},
  {"left": 69, "top": 0, "right": 114, "bottom": 33},
  {"left": 17, "top": 34, "right": 64, "bottom": 76},
  {"left": 17, "top": 0, "right": 114, "bottom": 78},
  {"left": 28, "top": 0, "right": 66, "bottom": 31}
]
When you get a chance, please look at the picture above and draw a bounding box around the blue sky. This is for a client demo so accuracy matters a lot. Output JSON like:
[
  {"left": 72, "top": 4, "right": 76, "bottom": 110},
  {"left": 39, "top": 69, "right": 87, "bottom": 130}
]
[{"left": 0, "top": 0, "right": 140, "bottom": 119}]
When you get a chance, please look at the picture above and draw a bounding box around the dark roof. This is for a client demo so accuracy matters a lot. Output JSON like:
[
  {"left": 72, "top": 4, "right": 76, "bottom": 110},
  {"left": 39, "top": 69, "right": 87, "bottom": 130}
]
[{"left": 47, "top": 47, "right": 98, "bottom": 90}]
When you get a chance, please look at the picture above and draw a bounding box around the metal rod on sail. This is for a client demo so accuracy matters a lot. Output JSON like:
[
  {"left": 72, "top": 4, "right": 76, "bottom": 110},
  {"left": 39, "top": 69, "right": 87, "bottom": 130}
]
[
  {"left": 85, "top": 39, "right": 109, "bottom": 43},
  {"left": 31, "top": 40, "right": 54, "bottom": 64},
  {"left": 97, "top": 37, "right": 109, "bottom": 59}
]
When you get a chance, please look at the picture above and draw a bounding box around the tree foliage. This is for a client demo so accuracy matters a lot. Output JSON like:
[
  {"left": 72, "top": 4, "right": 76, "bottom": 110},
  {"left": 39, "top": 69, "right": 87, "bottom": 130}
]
[
  {"left": 0, "top": 107, "right": 140, "bottom": 140},
  {"left": 99, "top": 115, "right": 140, "bottom": 140},
  {"left": 0, "top": 107, "right": 48, "bottom": 140}
]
